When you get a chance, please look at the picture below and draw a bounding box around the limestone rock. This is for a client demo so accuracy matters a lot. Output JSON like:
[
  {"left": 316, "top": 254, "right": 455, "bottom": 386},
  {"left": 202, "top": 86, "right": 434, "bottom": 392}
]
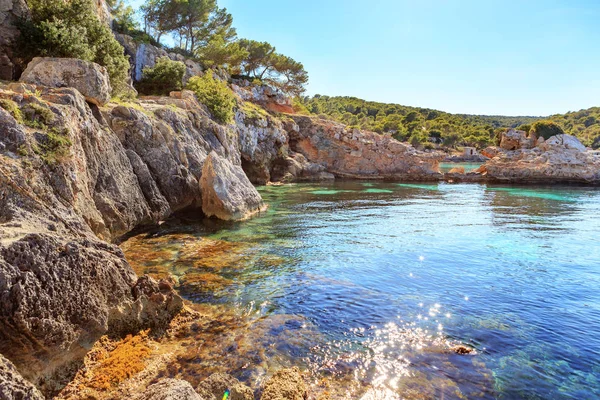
[
  {"left": 260, "top": 368, "right": 307, "bottom": 400},
  {"left": 135, "top": 379, "right": 201, "bottom": 400},
  {"left": 200, "top": 151, "right": 265, "bottom": 220},
  {"left": 20, "top": 58, "right": 111, "bottom": 105},
  {"left": 499, "top": 129, "right": 530, "bottom": 150},
  {"left": 196, "top": 373, "right": 253, "bottom": 400},
  {"left": 0, "top": 354, "right": 44, "bottom": 400},
  {"left": 543, "top": 134, "right": 586, "bottom": 152},
  {"left": 288, "top": 115, "right": 441, "bottom": 180}
]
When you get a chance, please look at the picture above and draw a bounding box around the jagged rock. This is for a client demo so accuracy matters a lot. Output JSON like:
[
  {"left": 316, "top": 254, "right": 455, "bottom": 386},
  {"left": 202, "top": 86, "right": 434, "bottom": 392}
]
[
  {"left": 135, "top": 378, "right": 201, "bottom": 400},
  {"left": 235, "top": 107, "right": 289, "bottom": 184},
  {"left": 200, "top": 151, "right": 265, "bottom": 220},
  {"left": 499, "top": 129, "right": 531, "bottom": 150},
  {"left": 288, "top": 115, "right": 441, "bottom": 180},
  {"left": 543, "top": 134, "right": 586, "bottom": 152},
  {"left": 481, "top": 146, "right": 502, "bottom": 159},
  {"left": 0, "top": 354, "right": 44, "bottom": 400},
  {"left": 0, "top": 234, "right": 182, "bottom": 390},
  {"left": 196, "top": 373, "right": 253, "bottom": 400},
  {"left": 231, "top": 81, "right": 292, "bottom": 111},
  {"left": 20, "top": 58, "right": 111, "bottom": 105},
  {"left": 260, "top": 368, "right": 307, "bottom": 400}
]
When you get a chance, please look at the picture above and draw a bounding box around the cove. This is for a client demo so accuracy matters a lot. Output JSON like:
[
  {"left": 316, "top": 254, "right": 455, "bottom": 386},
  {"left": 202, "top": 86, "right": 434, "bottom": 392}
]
[{"left": 122, "top": 181, "right": 600, "bottom": 399}]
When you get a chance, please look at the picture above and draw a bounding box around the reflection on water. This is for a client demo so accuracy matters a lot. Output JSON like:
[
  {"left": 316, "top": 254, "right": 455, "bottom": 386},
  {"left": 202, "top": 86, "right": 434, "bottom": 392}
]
[{"left": 121, "top": 181, "right": 600, "bottom": 399}]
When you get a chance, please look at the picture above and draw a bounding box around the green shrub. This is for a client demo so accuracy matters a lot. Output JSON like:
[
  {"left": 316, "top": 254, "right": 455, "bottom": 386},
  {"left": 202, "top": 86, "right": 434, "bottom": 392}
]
[
  {"left": 186, "top": 71, "right": 236, "bottom": 124},
  {"left": 17, "top": 0, "right": 130, "bottom": 96},
  {"left": 0, "top": 99, "right": 23, "bottom": 123},
  {"left": 530, "top": 120, "right": 565, "bottom": 140},
  {"left": 40, "top": 128, "right": 72, "bottom": 164},
  {"left": 137, "top": 57, "right": 185, "bottom": 95}
]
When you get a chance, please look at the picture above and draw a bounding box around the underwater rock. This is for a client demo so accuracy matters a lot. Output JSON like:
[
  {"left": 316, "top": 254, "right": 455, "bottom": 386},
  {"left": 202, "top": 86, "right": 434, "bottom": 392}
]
[
  {"left": 135, "top": 378, "right": 201, "bottom": 400},
  {"left": 260, "top": 368, "right": 307, "bottom": 400},
  {"left": 200, "top": 151, "right": 265, "bottom": 220},
  {"left": 196, "top": 373, "right": 253, "bottom": 400}
]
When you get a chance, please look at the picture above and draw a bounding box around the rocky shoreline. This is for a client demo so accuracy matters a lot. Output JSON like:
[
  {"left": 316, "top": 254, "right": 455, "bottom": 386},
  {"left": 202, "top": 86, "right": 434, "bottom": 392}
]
[{"left": 1, "top": 56, "right": 599, "bottom": 400}]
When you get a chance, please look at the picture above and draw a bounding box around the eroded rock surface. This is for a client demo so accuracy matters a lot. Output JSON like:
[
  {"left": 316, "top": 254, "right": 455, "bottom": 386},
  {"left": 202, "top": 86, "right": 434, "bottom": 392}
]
[
  {"left": 196, "top": 373, "right": 253, "bottom": 400},
  {"left": 200, "top": 151, "right": 265, "bottom": 220},
  {"left": 135, "top": 378, "right": 201, "bottom": 400},
  {"left": 20, "top": 58, "right": 112, "bottom": 105},
  {"left": 0, "top": 354, "right": 44, "bottom": 400},
  {"left": 288, "top": 115, "right": 441, "bottom": 180},
  {"left": 0, "top": 0, "right": 29, "bottom": 81},
  {"left": 260, "top": 368, "right": 307, "bottom": 400}
]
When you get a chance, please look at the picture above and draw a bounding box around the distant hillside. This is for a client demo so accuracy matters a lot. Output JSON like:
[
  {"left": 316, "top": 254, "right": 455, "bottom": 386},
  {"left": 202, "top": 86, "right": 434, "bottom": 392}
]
[{"left": 302, "top": 95, "right": 600, "bottom": 149}]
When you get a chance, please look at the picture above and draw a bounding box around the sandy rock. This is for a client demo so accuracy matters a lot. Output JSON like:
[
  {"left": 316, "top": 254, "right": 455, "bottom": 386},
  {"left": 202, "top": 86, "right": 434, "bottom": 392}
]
[
  {"left": 135, "top": 378, "right": 201, "bottom": 400},
  {"left": 288, "top": 115, "right": 441, "bottom": 180},
  {"left": 260, "top": 368, "right": 307, "bottom": 400},
  {"left": 20, "top": 58, "right": 111, "bottom": 105},
  {"left": 543, "top": 134, "right": 586, "bottom": 152},
  {"left": 200, "top": 151, "right": 265, "bottom": 220},
  {"left": 196, "top": 373, "right": 253, "bottom": 400},
  {"left": 0, "top": 354, "right": 44, "bottom": 400},
  {"left": 448, "top": 166, "right": 465, "bottom": 174},
  {"left": 481, "top": 146, "right": 502, "bottom": 159}
]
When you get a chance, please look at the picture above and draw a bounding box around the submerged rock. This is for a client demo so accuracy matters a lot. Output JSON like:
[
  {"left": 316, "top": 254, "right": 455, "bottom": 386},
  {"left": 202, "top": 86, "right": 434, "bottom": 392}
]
[
  {"left": 196, "top": 373, "right": 253, "bottom": 400},
  {"left": 135, "top": 378, "right": 201, "bottom": 400},
  {"left": 260, "top": 368, "right": 307, "bottom": 400},
  {"left": 20, "top": 57, "right": 112, "bottom": 105},
  {"left": 0, "top": 354, "right": 44, "bottom": 400},
  {"left": 200, "top": 151, "right": 265, "bottom": 220}
]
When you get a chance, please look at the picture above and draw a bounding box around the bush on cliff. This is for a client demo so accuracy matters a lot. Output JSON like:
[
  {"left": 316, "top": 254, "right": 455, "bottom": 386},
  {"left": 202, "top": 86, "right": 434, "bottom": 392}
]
[
  {"left": 530, "top": 120, "right": 565, "bottom": 140},
  {"left": 137, "top": 57, "right": 185, "bottom": 95},
  {"left": 17, "top": 0, "right": 130, "bottom": 96},
  {"left": 186, "top": 71, "right": 236, "bottom": 124}
]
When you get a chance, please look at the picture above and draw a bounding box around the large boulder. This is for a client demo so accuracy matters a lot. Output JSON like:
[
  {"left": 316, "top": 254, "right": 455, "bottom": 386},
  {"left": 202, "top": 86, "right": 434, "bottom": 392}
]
[
  {"left": 20, "top": 57, "right": 111, "bottom": 105},
  {"left": 0, "top": 354, "right": 44, "bottom": 400},
  {"left": 260, "top": 368, "right": 307, "bottom": 400},
  {"left": 135, "top": 379, "right": 201, "bottom": 400},
  {"left": 196, "top": 373, "right": 253, "bottom": 400},
  {"left": 200, "top": 151, "right": 265, "bottom": 220}
]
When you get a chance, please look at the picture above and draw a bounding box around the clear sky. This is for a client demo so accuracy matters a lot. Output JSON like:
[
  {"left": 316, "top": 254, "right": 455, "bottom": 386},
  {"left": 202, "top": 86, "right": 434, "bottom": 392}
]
[{"left": 130, "top": 0, "right": 600, "bottom": 116}]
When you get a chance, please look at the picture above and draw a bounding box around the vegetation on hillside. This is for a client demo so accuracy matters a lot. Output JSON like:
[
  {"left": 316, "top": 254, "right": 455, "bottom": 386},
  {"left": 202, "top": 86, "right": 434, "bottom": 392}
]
[
  {"left": 186, "top": 71, "right": 236, "bottom": 124},
  {"left": 300, "top": 96, "right": 600, "bottom": 149},
  {"left": 138, "top": 56, "right": 185, "bottom": 95}
]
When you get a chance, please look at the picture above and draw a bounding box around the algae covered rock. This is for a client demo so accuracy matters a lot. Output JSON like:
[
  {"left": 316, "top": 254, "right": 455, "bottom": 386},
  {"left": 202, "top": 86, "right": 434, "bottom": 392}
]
[
  {"left": 261, "top": 368, "right": 307, "bottom": 400},
  {"left": 0, "top": 354, "right": 44, "bottom": 400},
  {"left": 196, "top": 373, "right": 253, "bottom": 400},
  {"left": 135, "top": 378, "right": 201, "bottom": 400},
  {"left": 20, "top": 57, "right": 111, "bottom": 105},
  {"left": 200, "top": 151, "right": 265, "bottom": 220}
]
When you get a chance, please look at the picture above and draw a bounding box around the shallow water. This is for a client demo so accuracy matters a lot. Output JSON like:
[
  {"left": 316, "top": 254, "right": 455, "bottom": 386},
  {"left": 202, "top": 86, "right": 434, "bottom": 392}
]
[
  {"left": 122, "top": 181, "right": 600, "bottom": 399},
  {"left": 439, "top": 162, "right": 484, "bottom": 173}
]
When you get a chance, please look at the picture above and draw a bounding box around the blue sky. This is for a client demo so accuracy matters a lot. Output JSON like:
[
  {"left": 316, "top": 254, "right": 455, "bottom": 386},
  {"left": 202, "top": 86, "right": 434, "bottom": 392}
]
[{"left": 130, "top": 0, "right": 600, "bottom": 116}]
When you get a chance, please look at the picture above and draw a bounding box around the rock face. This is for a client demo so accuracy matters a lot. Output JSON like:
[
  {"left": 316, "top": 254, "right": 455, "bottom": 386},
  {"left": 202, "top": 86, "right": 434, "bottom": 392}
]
[
  {"left": 484, "top": 134, "right": 600, "bottom": 182},
  {"left": 0, "top": 354, "right": 44, "bottom": 400},
  {"left": 231, "top": 81, "right": 293, "bottom": 113},
  {"left": 135, "top": 379, "right": 202, "bottom": 400},
  {"left": 20, "top": 58, "right": 112, "bottom": 105},
  {"left": 260, "top": 368, "right": 307, "bottom": 400},
  {"left": 196, "top": 373, "right": 254, "bottom": 400},
  {"left": 0, "top": 0, "right": 29, "bottom": 81},
  {"left": 200, "top": 151, "right": 265, "bottom": 220},
  {"left": 115, "top": 34, "right": 203, "bottom": 85},
  {"left": 288, "top": 115, "right": 441, "bottom": 180},
  {"left": 499, "top": 129, "right": 531, "bottom": 150}
]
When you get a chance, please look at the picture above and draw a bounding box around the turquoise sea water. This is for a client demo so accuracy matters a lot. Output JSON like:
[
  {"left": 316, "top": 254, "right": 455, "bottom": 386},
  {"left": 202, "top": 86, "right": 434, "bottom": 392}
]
[
  {"left": 439, "top": 162, "right": 484, "bottom": 173},
  {"left": 126, "top": 181, "right": 600, "bottom": 399}
]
